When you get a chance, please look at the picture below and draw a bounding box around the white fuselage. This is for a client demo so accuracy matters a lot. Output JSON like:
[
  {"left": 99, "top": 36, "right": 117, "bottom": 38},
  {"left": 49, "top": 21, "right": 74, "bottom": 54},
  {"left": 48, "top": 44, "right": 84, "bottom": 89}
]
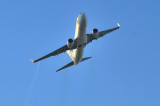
[{"left": 73, "top": 13, "right": 87, "bottom": 65}]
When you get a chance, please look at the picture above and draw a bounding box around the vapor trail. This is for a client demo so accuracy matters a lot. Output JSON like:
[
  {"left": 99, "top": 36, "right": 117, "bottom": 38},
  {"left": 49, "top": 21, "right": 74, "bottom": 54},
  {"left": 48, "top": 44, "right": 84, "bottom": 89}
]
[{"left": 24, "top": 62, "right": 41, "bottom": 106}]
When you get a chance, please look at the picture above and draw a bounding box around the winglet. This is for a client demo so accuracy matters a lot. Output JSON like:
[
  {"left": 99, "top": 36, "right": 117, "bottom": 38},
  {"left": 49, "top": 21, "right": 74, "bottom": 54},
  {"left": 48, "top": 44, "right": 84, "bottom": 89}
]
[
  {"left": 117, "top": 23, "right": 120, "bottom": 27},
  {"left": 30, "top": 59, "right": 35, "bottom": 63}
]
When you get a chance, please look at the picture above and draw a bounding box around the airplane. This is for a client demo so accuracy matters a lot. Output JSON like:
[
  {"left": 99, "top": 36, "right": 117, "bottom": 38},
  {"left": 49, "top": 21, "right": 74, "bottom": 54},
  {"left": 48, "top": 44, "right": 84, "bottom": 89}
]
[{"left": 30, "top": 13, "right": 120, "bottom": 72}]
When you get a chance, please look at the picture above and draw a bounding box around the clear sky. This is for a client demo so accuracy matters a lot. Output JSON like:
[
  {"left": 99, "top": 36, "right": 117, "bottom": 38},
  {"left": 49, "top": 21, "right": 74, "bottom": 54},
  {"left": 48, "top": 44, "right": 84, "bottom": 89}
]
[{"left": 0, "top": 0, "right": 160, "bottom": 106}]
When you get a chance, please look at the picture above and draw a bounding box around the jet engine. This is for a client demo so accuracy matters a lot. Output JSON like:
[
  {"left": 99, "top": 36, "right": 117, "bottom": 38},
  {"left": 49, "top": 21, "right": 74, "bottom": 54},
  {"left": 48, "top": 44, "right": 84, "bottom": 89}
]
[
  {"left": 92, "top": 28, "right": 99, "bottom": 38},
  {"left": 67, "top": 38, "right": 74, "bottom": 49}
]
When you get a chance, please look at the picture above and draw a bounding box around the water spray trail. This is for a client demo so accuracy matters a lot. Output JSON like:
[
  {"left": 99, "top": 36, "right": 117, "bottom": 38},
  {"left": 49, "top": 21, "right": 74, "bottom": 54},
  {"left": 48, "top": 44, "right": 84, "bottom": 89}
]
[{"left": 24, "top": 62, "right": 41, "bottom": 106}]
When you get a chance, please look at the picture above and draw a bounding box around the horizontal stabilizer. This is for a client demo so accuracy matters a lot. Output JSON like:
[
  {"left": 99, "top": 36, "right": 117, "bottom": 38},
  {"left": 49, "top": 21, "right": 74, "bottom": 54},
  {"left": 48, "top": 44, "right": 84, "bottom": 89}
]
[
  {"left": 56, "top": 61, "right": 74, "bottom": 72},
  {"left": 81, "top": 57, "right": 92, "bottom": 62},
  {"left": 56, "top": 57, "right": 92, "bottom": 72}
]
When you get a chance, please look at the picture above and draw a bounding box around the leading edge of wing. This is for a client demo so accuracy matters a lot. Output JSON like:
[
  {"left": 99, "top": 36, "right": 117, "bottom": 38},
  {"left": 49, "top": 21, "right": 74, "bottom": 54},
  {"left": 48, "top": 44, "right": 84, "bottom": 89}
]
[
  {"left": 30, "top": 38, "right": 78, "bottom": 63},
  {"left": 98, "top": 23, "right": 120, "bottom": 37},
  {"left": 30, "top": 45, "right": 69, "bottom": 63}
]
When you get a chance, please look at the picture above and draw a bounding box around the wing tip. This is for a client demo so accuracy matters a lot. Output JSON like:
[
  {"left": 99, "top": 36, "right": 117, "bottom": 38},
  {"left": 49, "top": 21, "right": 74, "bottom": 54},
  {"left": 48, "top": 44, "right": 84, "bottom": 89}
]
[
  {"left": 117, "top": 23, "right": 120, "bottom": 27},
  {"left": 56, "top": 69, "right": 60, "bottom": 72},
  {"left": 30, "top": 59, "right": 35, "bottom": 63}
]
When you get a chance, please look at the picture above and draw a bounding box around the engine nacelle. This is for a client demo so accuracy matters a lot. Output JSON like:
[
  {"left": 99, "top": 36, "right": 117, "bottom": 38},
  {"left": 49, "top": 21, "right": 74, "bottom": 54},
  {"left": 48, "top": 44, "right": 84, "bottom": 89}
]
[
  {"left": 92, "top": 28, "right": 99, "bottom": 38},
  {"left": 67, "top": 38, "right": 74, "bottom": 49}
]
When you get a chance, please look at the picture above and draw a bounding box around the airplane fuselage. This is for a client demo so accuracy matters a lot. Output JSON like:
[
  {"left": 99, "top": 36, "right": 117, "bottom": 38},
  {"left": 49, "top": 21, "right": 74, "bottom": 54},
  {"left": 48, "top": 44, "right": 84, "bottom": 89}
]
[{"left": 73, "top": 13, "right": 87, "bottom": 65}]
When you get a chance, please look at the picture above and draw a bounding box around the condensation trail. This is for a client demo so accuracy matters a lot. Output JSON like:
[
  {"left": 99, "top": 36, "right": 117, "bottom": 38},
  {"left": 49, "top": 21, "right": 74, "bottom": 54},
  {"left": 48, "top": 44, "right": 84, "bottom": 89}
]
[{"left": 24, "top": 62, "right": 41, "bottom": 106}]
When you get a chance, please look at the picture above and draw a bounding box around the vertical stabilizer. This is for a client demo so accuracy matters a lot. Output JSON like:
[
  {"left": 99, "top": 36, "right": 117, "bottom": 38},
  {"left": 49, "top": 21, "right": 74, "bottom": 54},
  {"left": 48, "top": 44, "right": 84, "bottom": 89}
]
[{"left": 66, "top": 50, "right": 74, "bottom": 61}]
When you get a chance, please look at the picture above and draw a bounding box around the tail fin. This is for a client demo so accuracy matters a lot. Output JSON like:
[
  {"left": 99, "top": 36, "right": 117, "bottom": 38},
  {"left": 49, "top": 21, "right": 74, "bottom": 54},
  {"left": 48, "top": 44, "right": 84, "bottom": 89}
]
[{"left": 66, "top": 50, "right": 74, "bottom": 60}]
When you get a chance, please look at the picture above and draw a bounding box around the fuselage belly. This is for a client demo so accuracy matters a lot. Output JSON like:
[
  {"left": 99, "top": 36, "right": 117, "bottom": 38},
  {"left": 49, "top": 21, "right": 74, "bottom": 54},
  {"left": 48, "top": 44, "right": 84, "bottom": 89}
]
[{"left": 73, "top": 13, "right": 87, "bottom": 65}]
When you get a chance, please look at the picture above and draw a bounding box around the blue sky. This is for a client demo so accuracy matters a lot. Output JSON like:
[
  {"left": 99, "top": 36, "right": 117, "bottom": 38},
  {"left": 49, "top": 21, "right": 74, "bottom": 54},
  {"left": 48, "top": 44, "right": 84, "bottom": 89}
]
[{"left": 0, "top": 0, "right": 160, "bottom": 106}]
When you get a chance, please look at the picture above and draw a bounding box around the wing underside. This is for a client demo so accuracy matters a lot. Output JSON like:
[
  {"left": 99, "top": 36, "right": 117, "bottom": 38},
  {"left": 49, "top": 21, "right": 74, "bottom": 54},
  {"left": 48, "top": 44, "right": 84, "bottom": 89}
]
[
  {"left": 87, "top": 23, "right": 120, "bottom": 44},
  {"left": 30, "top": 39, "right": 79, "bottom": 63},
  {"left": 30, "top": 45, "right": 69, "bottom": 63}
]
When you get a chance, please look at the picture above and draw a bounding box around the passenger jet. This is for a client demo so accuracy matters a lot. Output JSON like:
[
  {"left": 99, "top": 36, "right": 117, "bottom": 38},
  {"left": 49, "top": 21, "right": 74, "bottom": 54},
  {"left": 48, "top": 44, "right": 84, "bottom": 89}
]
[{"left": 30, "top": 13, "right": 120, "bottom": 72}]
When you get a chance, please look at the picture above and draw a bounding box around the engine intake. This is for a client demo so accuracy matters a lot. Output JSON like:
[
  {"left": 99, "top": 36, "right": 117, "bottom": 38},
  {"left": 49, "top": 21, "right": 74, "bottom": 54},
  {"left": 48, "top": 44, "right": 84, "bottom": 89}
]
[
  {"left": 93, "top": 29, "right": 98, "bottom": 33},
  {"left": 92, "top": 28, "right": 99, "bottom": 38},
  {"left": 67, "top": 38, "right": 74, "bottom": 49}
]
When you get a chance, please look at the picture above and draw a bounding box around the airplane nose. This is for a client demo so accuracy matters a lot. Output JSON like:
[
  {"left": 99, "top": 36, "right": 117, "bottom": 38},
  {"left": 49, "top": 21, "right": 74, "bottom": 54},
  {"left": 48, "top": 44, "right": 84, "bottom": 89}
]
[
  {"left": 81, "top": 13, "right": 86, "bottom": 19},
  {"left": 80, "top": 13, "right": 87, "bottom": 24},
  {"left": 77, "top": 13, "right": 87, "bottom": 26}
]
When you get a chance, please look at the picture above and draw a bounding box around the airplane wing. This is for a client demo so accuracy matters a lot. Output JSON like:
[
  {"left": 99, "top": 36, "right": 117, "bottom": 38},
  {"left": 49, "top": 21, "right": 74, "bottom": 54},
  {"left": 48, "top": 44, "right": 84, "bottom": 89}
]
[
  {"left": 87, "top": 23, "right": 120, "bottom": 44},
  {"left": 30, "top": 39, "right": 78, "bottom": 63}
]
